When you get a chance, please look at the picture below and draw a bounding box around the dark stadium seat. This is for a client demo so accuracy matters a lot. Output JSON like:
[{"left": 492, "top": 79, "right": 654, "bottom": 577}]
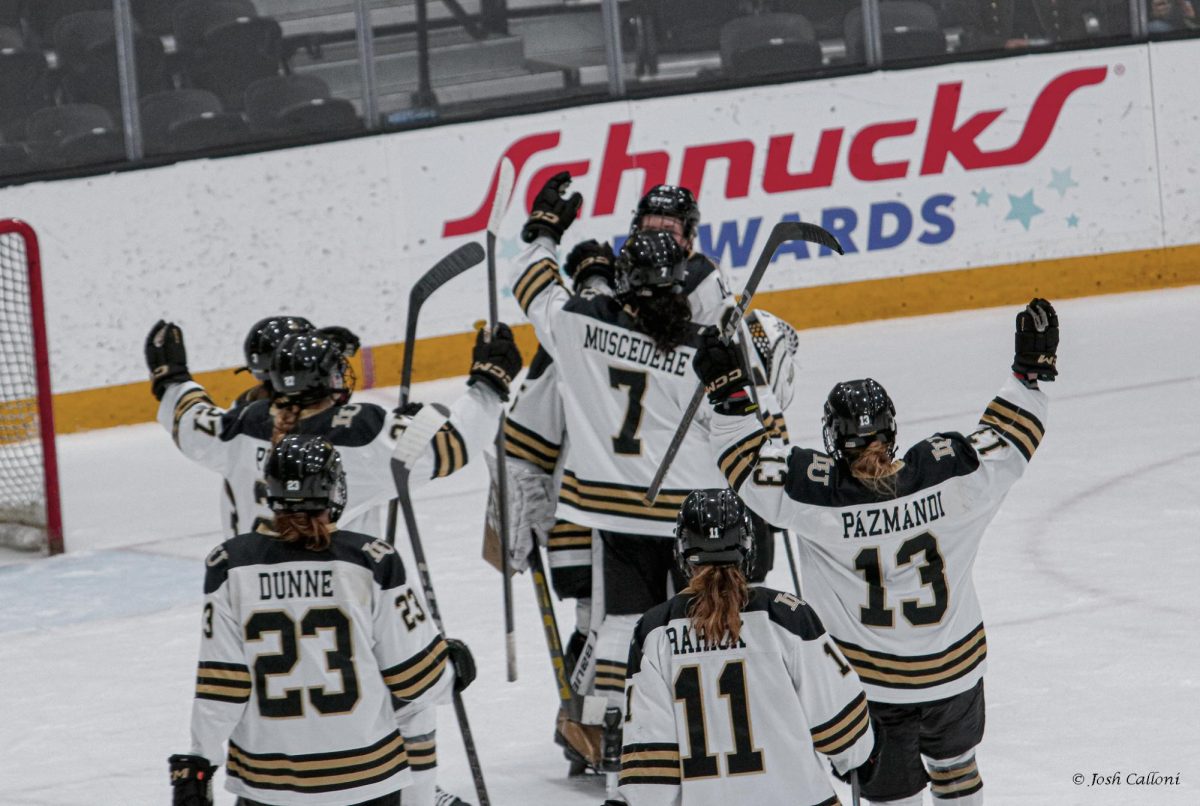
[
  {"left": 244, "top": 75, "right": 359, "bottom": 137},
  {"left": 173, "top": 0, "right": 282, "bottom": 110},
  {"left": 140, "top": 88, "right": 250, "bottom": 154},
  {"left": 27, "top": 0, "right": 113, "bottom": 45},
  {"left": 132, "top": 0, "right": 190, "bottom": 36},
  {"left": 0, "top": 142, "right": 34, "bottom": 176},
  {"left": 25, "top": 104, "right": 125, "bottom": 168},
  {"left": 53, "top": 12, "right": 170, "bottom": 110},
  {"left": 0, "top": 47, "right": 52, "bottom": 141},
  {"left": 0, "top": 0, "right": 21, "bottom": 29},
  {"left": 845, "top": 1, "right": 946, "bottom": 63},
  {"left": 719, "top": 13, "right": 823, "bottom": 79}
]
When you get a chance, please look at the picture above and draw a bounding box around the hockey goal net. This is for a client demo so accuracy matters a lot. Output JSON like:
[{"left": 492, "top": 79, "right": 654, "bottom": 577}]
[{"left": 0, "top": 219, "right": 62, "bottom": 554}]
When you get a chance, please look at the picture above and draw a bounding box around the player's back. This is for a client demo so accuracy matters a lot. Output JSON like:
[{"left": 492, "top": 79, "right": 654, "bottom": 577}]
[
  {"left": 207, "top": 527, "right": 411, "bottom": 801},
  {"left": 622, "top": 586, "right": 871, "bottom": 806}
]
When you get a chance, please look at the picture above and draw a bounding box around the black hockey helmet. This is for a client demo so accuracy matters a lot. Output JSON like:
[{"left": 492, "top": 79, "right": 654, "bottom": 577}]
[
  {"left": 269, "top": 332, "right": 349, "bottom": 406},
  {"left": 632, "top": 184, "right": 701, "bottom": 241},
  {"left": 675, "top": 489, "right": 755, "bottom": 579},
  {"left": 822, "top": 378, "right": 897, "bottom": 464},
  {"left": 243, "top": 316, "right": 315, "bottom": 380},
  {"left": 264, "top": 434, "right": 347, "bottom": 521},
  {"left": 614, "top": 230, "right": 689, "bottom": 300}
]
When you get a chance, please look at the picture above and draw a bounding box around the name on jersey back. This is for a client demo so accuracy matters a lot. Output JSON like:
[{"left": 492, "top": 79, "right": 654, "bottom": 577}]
[{"left": 583, "top": 323, "right": 692, "bottom": 376}]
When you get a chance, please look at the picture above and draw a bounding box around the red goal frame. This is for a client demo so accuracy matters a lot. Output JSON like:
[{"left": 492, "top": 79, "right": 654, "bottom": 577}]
[{"left": 0, "top": 219, "right": 63, "bottom": 555}]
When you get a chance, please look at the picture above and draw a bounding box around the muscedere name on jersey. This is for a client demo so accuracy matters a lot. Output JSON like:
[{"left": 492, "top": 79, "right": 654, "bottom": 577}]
[{"left": 582, "top": 322, "right": 693, "bottom": 376}]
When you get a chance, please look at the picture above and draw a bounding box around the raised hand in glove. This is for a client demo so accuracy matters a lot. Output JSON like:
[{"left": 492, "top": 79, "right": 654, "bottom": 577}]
[
  {"left": 564, "top": 239, "right": 615, "bottom": 291},
  {"left": 316, "top": 325, "right": 361, "bottom": 358},
  {"left": 692, "top": 326, "right": 757, "bottom": 416},
  {"left": 469, "top": 322, "right": 523, "bottom": 401},
  {"left": 1012, "top": 297, "right": 1058, "bottom": 385},
  {"left": 168, "top": 754, "right": 216, "bottom": 806},
  {"left": 445, "top": 637, "right": 476, "bottom": 692},
  {"left": 145, "top": 320, "right": 192, "bottom": 401},
  {"left": 522, "top": 171, "right": 582, "bottom": 244}
]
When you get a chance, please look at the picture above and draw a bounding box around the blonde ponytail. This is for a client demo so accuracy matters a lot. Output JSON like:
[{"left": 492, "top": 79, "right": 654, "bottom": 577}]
[
  {"left": 683, "top": 565, "right": 750, "bottom": 645},
  {"left": 849, "top": 440, "right": 902, "bottom": 497}
]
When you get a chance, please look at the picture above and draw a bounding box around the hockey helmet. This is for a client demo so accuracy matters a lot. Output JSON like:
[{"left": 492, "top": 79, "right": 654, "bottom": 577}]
[
  {"left": 614, "top": 230, "right": 689, "bottom": 300},
  {"left": 674, "top": 489, "right": 755, "bottom": 579},
  {"left": 264, "top": 434, "right": 347, "bottom": 521},
  {"left": 632, "top": 185, "right": 701, "bottom": 242},
  {"left": 269, "top": 332, "right": 348, "bottom": 406},
  {"left": 822, "top": 378, "right": 897, "bottom": 464},
  {"left": 243, "top": 316, "right": 315, "bottom": 380}
]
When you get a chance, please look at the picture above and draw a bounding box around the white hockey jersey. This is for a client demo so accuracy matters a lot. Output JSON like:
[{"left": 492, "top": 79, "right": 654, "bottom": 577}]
[
  {"left": 509, "top": 237, "right": 785, "bottom": 537},
  {"left": 190, "top": 527, "right": 453, "bottom": 805},
  {"left": 158, "top": 381, "right": 501, "bottom": 537},
  {"left": 620, "top": 586, "right": 874, "bottom": 806},
  {"left": 711, "top": 375, "right": 1048, "bottom": 704}
]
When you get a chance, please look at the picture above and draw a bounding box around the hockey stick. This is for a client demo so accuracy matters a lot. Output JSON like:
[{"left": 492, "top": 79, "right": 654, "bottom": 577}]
[
  {"left": 644, "top": 221, "right": 844, "bottom": 504},
  {"left": 781, "top": 529, "right": 802, "bottom": 597},
  {"left": 486, "top": 157, "right": 518, "bottom": 682},
  {"left": 385, "top": 241, "right": 490, "bottom": 805},
  {"left": 529, "top": 542, "right": 574, "bottom": 708},
  {"left": 385, "top": 240, "right": 487, "bottom": 545},
  {"left": 851, "top": 769, "right": 862, "bottom": 806}
]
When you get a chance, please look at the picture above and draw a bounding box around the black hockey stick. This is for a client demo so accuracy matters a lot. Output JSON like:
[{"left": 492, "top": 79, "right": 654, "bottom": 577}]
[
  {"left": 781, "top": 529, "right": 802, "bottom": 597},
  {"left": 385, "top": 241, "right": 490, "bottom": 805},
  {"left": 851, "top": 769, "right": 862, "bottom": 806},
  {"left": 644, "top": 221, "right": 844, "bottom": 504},
  {"left": 486, "top": 157, "right": 518, "bottom": 682}
]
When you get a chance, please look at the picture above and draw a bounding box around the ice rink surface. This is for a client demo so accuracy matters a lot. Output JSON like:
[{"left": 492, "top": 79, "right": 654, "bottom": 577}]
[{"left": 2, "top": 287, "right": 1198, "bottom": 806}]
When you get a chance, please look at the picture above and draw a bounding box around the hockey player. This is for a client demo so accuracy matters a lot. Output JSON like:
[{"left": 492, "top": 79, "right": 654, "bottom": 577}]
[
  {"left": 507, "top": 172, "right": 791, "bottom": 772},
  {"left": 168, "top": 434, "right": 475, "bottom": 806},
  {"left": 610, "top": 488, "right": 879, "bottom": 806},
  {"left": 693, "top": 299, "right": 1059, "bottom": 805},
  {"left": 148, "top": 321, "right": 521, "bottom": 806}
]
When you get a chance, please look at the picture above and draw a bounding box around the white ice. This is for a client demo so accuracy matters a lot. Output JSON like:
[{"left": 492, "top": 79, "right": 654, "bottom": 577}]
[{"left": 1, "top": 287, "right": 1198, "bottom": 806}]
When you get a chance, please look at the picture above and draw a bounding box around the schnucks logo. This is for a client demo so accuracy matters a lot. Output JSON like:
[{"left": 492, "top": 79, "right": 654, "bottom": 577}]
[{"left": 443, "top": 66, "right": 1107, "bottom": 238}]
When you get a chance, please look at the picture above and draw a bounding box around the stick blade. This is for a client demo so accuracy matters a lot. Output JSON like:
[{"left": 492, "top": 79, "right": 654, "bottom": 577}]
[
  {"left": 487, "top": 158, "right": 516, "bottom": 237},
  {"left": 411, "top": 241, "right": 486, "bottom": 306}
]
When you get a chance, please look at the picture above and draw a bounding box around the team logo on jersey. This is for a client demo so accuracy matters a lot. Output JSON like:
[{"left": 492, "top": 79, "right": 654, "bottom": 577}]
[{"left": 286, "top": 480, "right": 300, "bottom": 491}]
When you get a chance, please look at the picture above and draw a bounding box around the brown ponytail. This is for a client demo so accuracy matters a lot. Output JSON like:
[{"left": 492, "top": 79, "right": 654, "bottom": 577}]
[
  {"left": 683, "top": 564, "right": 750, "bottom": 645},
  {"left": 849, "top": 440, "right": 902, "bottom": 498},
  {"left": 272, "top": 511, "right": 334, "bottom": 552}
]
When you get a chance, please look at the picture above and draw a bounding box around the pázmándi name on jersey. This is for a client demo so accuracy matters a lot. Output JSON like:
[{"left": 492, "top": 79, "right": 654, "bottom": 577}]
[
  {"left": 841, "top": 491, "right": 947, "bottom": 539},
  {"left": 583, "top": 323, "right": 692, "bottom": 376}
]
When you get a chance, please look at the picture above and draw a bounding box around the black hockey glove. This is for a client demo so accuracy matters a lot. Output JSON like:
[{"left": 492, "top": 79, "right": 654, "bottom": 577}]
[
  {"left": 692, "top": 326, "right": 757, "bottom": 416},
  {"left": 445, "top": 637, "right": 477, "bottom": 692},
  {"left": 468, "top": 322, "right": 522, "bottom": 401},
  {"left": 316, "top": 325, "right": 361, "bottom": 358},
  {"left": 1012, "top": 297, "right": 1058, "bottom": 384},
  {"left": 831, "top": 716, "right": 883, "bottom": 788},
  {"left": 168, "top": 754, "right": 216, "bottom": 806},
  {"left": 521, "top": 171, "right": 582, "bottom": 244},
  {"left": 564, "top": 239, "right": 615, "bottom": 291},
  {"left": 145, "top": 320, "right": 192, "bottom": 401}
]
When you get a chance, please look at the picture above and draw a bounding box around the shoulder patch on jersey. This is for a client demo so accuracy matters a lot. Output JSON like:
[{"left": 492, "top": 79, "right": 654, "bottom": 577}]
[
  {"left": 306, "top": 402, "right": 387, "bottom": 448},
  {"left": 749, "top": 586, "right": 827, "bottom": 641},
  {"left": 354, "top": 534, "right": 407, "bottom": 589},
  {"left": 682, "top": 254, "right": 718, "bottom": 296},
  {"left": 202, "top": 543, "right": 231, "bottom": 594},
  {"left": 901, "top": 432, "right": 981, "bottom": 485}
]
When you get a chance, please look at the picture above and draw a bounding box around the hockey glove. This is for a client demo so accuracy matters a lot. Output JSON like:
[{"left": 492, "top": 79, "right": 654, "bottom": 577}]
[
  {"left": 445, "top": 637, "right": 477, "bottom": 692},
  {"left": 1012, "top": 297, "right": 1058, "bottom": 384},
  {"left": 521, "top": 171, "right": 582, "bottom": 244},
  {"left": 145, "top": 320, "right": 192, "bottom": 401},
  {"left": 692, "top": 326, "right": 757, "bottom": 416},
  {"left": 564, "top": 239, "right": 615, "bottom": 291},
  {"left": 168, "top": 754, "right": 216, "bottom": 806},
  {"left": 505, "top": 460, "right": 556, "bottom": 573},
  {"left": 316, "top": 325, "right": 361, "bottom": 358},
  {"left": 830, "top": 716, "right": 883, "bottom": 788},
  {"left": 468, "top": 322, "right": 522, "bottom": 401}
]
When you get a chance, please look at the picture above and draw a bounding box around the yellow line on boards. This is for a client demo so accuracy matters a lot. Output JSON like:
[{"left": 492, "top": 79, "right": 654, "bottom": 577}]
[{"left": 47, "top": 243, "right": 1200, "bottom": 434}]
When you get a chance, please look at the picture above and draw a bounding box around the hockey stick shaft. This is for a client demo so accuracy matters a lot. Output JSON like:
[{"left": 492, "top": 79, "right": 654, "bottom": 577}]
[
  {"left": 487, "top": 158, "right": 518, "bottom": 682},
  {"left": 851, "top": 769, "right": 862, "bottom": 806},
  {"left": 529, "top": 542, "right": 575, "bottom": 707},
  {"left": 644, "top": 221, "right": 843, "bottom": 504},
  {"left": 782, "top": 529, "right": 802, "bottom": 597}
]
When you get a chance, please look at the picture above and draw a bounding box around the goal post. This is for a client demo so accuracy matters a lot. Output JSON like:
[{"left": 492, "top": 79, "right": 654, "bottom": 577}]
[{"left": 0, "top": 219, "right": 63, "bottom": 555}]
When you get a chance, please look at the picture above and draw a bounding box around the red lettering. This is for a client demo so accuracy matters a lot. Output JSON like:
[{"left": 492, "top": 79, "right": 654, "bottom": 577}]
[
  {"left": 762, "top": 130, "right": 842, "bottom": 193},
  {"left": 525, "top": 161, "right": 592, "bottom": 215},
  {"left": 442, "top": 131, "right": 562, "bottom": 237},
  {"left": 921, "top": 66, "right": 1106, "bottom": 174},
  {"left": 849, "top": 120, "right": 917, "bottom": 181},
  {"left": 593, "top": 122, "right": 669, "bottom": 217},
  {"left": 678, "top": 140, "right": 754, "bottom": 201}
]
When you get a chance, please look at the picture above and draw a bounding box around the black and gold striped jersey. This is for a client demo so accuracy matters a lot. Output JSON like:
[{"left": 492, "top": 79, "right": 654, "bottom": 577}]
[
  {"left": 509, "top": 237, "right": 788, "bottom": 538},
  {"left": 189, "top": 527, "right": 453, "bottom": 805},
  {"left": 620, "top": 586, "right": 874, "bottom": 806},
  {"left": 157, "top": 381, "right": 501, "bottom": 538},
  {"left": 711, "top": 375, "right": 1048, "bottom": 704}
]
